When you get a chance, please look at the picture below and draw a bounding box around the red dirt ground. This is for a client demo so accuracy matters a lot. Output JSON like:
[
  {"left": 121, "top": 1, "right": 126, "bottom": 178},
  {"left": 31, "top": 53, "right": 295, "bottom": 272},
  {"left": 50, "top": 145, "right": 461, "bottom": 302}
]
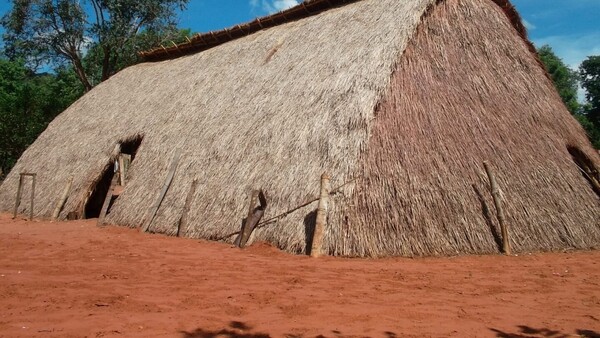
[{"left": 0, "top": 213, "right": 599, "bottom": 338}]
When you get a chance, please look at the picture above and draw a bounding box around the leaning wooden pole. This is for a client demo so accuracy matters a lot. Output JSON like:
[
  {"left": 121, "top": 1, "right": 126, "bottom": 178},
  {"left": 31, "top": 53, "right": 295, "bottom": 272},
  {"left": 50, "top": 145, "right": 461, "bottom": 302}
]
[
  {"left": 311, "top": 172, "right": 331, "bottom": 258},
  {"left": 141, "top": 149, "right": 182, "bottom": 233},
  {"left": 52, "top": 176, "right": 74, "bottom": 220},
  {"left": 177, "top": 179, "right": 198, "bottom": 237},
  {"left": 13, "top": 174, "right": 24, "bottom": 219},
  {"left": 483, "top": 161, "right": 511, "bottom": 255}
]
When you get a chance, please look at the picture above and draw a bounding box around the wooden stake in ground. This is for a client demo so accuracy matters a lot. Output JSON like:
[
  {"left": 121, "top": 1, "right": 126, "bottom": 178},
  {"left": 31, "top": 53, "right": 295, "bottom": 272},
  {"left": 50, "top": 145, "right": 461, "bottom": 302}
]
[
  {"left": 52, "top": 176, "right": 74, "bottom": 220},
  {"left": 13, "top": 174, "right": 24, "bottom": 219},
  {"left": 141, "top": 150, "right": 182, "bottom": 233},
  {"left": 13, "top": 173, "right": 36, "bottom": 220},
  {"left": 483, "top": 161, "right": 511, "bottom": 255},
  {"left": 234, "top": 190, "right": 267, "bottom": 248},
  {"left": 311, "top": 172, "right": 331, "bottom": 258},
  {"left": 177, "top": 179, "right": 198, "bottom": 237}
]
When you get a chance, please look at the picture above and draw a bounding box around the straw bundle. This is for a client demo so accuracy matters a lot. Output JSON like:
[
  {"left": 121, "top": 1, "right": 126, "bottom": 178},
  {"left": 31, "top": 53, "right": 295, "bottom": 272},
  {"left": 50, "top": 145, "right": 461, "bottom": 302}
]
[{"left": 1, "top": 0, "right": 598, "bottom": 257}]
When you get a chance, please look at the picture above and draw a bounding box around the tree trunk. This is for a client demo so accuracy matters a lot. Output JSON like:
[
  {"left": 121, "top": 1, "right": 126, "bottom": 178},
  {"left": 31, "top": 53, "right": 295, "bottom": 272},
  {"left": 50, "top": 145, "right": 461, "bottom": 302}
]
[
  {"left": 71, "top": 56, "right": 93, "bottom": 92},
  {"left": 101, "top": 46, "right": 112, "bottom": 82}
]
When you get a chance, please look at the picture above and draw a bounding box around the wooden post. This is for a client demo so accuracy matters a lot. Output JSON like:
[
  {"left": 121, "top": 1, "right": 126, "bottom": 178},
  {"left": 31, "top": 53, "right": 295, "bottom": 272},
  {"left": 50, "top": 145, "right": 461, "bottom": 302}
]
[
  {"left": 234, "top": 190, "right": 267, "bottom": 248},
  {"left": 483, "top": 161, "right": 511, "bottom": 255},
  {"left": 97, "top": 175, "right": 119, "bottom": 226},
  {"left": 177, "top": 179, "right": 198, "bottom": 237},
  {"left": 141, "top": 149, "right": 182, "bottom": 233},
  {"left": 13, "top": 174, "right": 24, "bottom": 219},
  {"left": 29, "top": 174, "right": 36, "bottom": 221},
  {"left": 311, "top": 172, "right": 331, "bottom": 258},
  {"left": 52, "top": 176, "right": 74, "bottom": 220},
  {"left": 234, "top": 190, "right": 259, "bottom": 247}
]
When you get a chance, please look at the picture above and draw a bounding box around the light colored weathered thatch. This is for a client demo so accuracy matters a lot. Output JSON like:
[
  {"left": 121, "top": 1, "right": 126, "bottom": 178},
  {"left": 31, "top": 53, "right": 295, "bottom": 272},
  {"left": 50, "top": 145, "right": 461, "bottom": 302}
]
[{"left": 1, "top": 0, "right": 598, "bottom": 257}]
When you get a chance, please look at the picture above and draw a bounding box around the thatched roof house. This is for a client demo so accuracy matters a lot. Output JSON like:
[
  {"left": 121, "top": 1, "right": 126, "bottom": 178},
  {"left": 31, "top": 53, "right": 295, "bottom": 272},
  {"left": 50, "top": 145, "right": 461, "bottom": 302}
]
[{"left": 1, "top": 0, "right": 599, "bottom": 257}]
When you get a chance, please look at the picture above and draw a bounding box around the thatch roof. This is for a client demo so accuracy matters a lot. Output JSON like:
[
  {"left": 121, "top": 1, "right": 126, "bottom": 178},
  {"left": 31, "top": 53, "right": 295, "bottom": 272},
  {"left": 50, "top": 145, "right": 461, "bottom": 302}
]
[{"left": 1, "top": 0, "right": 599, "bottom": 257}]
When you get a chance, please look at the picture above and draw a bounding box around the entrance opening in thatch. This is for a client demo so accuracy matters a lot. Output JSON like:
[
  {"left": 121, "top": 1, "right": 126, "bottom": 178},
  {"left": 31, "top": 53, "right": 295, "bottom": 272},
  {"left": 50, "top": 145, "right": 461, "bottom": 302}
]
[
  {"left": 84, "top": 162, "right": 115, "bottom": 218},
  {"left": 84, "top": 136, "right": 144, "bottom": 219},
  {"left": 120, "top": 135, "right": 143, "bottom": 160},
  {"left": 567, "top": 146, "right": 600, "bottom": 197}
]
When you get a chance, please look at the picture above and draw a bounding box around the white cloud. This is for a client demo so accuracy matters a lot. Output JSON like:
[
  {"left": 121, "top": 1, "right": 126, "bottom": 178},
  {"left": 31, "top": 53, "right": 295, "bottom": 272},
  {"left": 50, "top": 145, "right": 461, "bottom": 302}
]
[
  {"left": 523, "top": 19, "right": 536, "bottom": 31},
  {"left": 251, "top": 0, "right": 300, "bottom": 15},
  {"left": 534, "top": 33, "right": 600, "bottom": 71}
]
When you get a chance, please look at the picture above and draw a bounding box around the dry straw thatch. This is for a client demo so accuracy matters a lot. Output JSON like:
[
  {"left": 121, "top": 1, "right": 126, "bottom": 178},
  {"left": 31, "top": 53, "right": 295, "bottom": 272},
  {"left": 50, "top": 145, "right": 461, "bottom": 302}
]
[{"left": 1, "top": 0, "right": 599, "bottom": 257}]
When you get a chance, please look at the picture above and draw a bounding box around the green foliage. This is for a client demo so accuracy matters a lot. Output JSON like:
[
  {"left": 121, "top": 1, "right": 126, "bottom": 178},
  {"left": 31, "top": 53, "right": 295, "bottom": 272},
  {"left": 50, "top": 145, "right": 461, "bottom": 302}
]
[
  {"left": 579, "top": 56, "right": 600, "bottom": 149},
  {"left": 1, "top": 0, "right": 190, "bottom": 91},
  {"left": 537, "top": 45, "right": 580, "bottom": 114},
  {"left": 580, "top": 56, "right": 600, "bottom": 125},
  {"left": 574, "top": 113, "right": 600, "bottom": 149},
  {"left": 0, "top": 58, "right": 83, "bottom": 177},
  {"left": 83, "top": 28, "right": 192, "bottom": 86}
]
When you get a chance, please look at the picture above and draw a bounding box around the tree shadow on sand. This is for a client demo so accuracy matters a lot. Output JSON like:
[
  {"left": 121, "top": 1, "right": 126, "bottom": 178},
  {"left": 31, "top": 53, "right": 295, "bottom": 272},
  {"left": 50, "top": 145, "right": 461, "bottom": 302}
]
[
  {"left": 180, "top": 322, "right": 399, "bottom": 338},
  {"left": 180, "top": 321, "right": 269, "bottom": 338},
  {"left": 490, "top": 326, "right": 600, "bottom": 338}
]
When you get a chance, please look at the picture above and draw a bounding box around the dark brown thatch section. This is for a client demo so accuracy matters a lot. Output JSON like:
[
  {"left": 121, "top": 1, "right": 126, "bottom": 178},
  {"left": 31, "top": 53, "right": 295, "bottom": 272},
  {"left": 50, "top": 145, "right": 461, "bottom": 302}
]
[
  {"left": 345, "top": 0, "right": 600, "bottom": 257},
  {"left": 0, "top": 0, "right": 598, "bottom": 257}
]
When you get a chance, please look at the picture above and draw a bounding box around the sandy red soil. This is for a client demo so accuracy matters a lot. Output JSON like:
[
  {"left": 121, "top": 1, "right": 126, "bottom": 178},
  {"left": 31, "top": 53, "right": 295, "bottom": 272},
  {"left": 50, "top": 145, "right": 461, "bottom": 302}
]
[{"left": 0, "top": 213, "right": 599, "bottom": 338}]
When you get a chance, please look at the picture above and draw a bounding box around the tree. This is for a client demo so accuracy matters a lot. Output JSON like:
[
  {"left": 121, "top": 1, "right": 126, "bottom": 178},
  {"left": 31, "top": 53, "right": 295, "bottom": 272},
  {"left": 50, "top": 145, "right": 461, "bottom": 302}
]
[
  {"left": 537, "top": 45, "right": 580, "bottom": 114},
  {"left": 83, "top": 28, "right": 191, "bottom": 86},
  {"left": 580, "top": 56, "right": 600, "bottom": 127},
  {"left": 1, "top": 0, "right": 189, "bottom": 92},
  {"left": 0, "top": 58, "right": 83, "bottom": 176}
]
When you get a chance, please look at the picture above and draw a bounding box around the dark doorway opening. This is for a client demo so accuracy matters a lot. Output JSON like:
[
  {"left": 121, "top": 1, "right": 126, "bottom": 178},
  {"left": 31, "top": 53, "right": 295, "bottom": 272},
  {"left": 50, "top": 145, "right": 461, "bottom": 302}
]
[
  {"left": 120, "top": 135, "right": 143, "bottom": 160},
  {"left": 567, "top": 146, "right": 600, "bottom": 197},
  {"left": 85, "top": 162, "right": 115, "bottom": 218},
  {"left": 84, "top": 135, "right": 144, "bottom": 219}
]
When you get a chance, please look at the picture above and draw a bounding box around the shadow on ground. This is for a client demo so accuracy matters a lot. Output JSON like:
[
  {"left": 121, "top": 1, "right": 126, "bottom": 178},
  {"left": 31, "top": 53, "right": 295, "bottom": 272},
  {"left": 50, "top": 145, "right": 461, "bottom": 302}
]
[
  {"left": 180, "top": 321, "right": 399, "bottom": 338},
  {"left": 490, "top": 326, "right": 600, "bottom": 338},
  {"left": 180, "top": 321, "right": 269, "bottom": 338}
]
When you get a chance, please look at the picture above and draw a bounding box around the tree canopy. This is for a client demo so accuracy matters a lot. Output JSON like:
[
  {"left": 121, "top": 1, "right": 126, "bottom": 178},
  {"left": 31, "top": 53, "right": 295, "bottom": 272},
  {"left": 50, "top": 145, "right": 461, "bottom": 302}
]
[
  {"left": 0, "top": 58, "right": 83, "bottom": 177},
  {"left": 1, "top": 0, "right": 190, "bottom": 91},
  {"left": 537, "top": 45, "right": 580, "bottom": 114}
]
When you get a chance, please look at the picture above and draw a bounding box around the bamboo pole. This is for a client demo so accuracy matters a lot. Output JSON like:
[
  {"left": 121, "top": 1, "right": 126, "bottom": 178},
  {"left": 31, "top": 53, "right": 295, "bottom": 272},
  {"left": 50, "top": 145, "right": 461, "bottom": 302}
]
[
  {"left": 311, "top": 172, "right": 331, "bottom": 258},
  {"left": 52, "top": 176, "right": 74, "bottom": 220},
  {"left": 483, "top": 161, "right": 511, "bottom": 255},
  {"left": 13, "top": 174, "right": 24, "bottom": 219}
]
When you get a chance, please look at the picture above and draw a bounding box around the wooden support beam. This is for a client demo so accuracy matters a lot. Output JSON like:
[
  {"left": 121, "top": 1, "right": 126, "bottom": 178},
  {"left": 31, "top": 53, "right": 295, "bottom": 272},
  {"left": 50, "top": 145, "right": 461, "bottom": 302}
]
[
  {"left": 484, "top": 161, "right": 511, "bottom": 255},
  {"left": 141, "top": 150, "right": 182, "bottom": 233},
  {"left": 13, "top": 174, "right": 24, "bottom": 219},
  {"left": 119, "top": 154, "right": 131, "bottom": 186},
  {"left": 13, "top": 173, "right": 36, "bottom": 220},
  {"left": 52, "top": 176, "right": 74, "bottom": 220},
  {"left": 177, "top": 179, "right": 198, "bottom": 237},
  {"left": 234, "top": 190, "right": 267, "bottom": 248},
  {"left": 97, "top": 175, "right": 119, "bottom": 226},
  {"left": 29, "top": 174, "right": 36, "bottom": 221},
  {"left": 311, "top": 172, "right": 331, "bottom": 258}
]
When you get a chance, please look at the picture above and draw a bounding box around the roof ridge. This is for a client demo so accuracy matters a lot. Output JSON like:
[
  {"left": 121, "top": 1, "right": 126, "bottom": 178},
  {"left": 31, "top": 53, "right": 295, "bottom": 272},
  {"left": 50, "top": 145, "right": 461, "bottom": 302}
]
[{"left": 139, "top": 0, "right": 359, "bottom": 62}]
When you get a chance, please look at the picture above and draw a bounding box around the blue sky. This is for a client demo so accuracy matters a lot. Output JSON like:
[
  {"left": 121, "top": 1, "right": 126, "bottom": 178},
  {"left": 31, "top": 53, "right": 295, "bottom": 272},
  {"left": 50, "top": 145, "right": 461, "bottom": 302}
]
[
  {"left": 1, "top": 0, "right": 599, "bottom": 71},
  {"left": 178, "top": 0, "right": 600, "bottom": 71}
]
